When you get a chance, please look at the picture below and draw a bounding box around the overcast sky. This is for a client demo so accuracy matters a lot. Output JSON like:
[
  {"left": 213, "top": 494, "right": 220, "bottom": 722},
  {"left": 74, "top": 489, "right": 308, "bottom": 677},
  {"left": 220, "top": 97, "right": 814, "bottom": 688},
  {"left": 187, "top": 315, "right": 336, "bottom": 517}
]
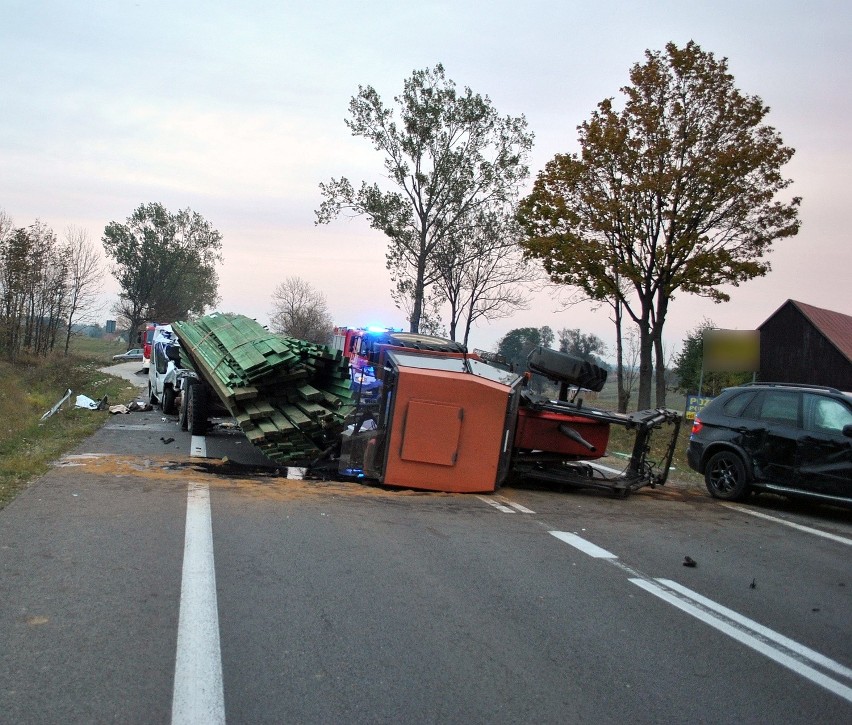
[{"left": 2, "top": 1, "right": 849, "bottom": 354}]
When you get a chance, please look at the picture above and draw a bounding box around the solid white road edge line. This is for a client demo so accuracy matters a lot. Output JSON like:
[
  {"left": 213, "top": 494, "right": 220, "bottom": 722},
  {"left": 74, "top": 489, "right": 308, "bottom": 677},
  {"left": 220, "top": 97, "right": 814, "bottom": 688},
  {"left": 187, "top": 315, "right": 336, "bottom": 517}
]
[
  {"left": 630, "top": 577, "right": 852, "bottom": 704},
  {"left": 719, "top": 503, "right": 852, "bottom": 546},
  {"left": 548, "top": 531, "right": 617, "bottom": 558},
  {"left": 172, "top": 482, "right": 226, "bottom": 725}
]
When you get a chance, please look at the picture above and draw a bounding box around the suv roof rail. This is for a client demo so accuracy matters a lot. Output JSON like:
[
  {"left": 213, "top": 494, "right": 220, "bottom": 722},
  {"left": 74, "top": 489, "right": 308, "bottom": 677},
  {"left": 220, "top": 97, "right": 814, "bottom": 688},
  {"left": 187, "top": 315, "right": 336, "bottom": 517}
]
[{"left": 738, "top": 382, "right": 843, "bottom": 394}]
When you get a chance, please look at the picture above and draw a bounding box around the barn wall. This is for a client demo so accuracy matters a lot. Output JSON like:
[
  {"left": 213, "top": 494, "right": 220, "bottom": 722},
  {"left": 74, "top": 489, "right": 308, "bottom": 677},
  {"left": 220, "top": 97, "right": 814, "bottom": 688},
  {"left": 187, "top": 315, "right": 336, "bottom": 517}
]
[{"left": 759, "top": 303, "right": 852, "bottom": 389}]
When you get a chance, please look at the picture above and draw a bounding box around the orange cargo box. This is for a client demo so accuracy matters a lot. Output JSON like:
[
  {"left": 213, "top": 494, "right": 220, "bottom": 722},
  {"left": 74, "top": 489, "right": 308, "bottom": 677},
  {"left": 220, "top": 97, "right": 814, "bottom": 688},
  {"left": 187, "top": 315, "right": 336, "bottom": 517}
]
[{"left": 382, "top": 367, "right": 515, "bottom": 493}]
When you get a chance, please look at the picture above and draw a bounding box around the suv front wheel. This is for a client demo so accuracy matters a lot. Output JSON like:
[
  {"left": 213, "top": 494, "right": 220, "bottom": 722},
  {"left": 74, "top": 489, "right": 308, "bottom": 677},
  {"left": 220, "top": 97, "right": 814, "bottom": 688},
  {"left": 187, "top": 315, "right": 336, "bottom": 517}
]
[{"left": 705, "top": 450, "right": 751, "bottom": 501}]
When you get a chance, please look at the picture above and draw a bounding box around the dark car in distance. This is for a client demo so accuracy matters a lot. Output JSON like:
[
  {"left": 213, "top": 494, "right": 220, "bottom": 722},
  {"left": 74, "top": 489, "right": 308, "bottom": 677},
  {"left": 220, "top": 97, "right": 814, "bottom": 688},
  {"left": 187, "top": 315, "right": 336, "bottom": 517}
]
[
  {"left": 112, "top": 348, "right": 143, "bottom": 362},
  {"left": 687, "top": 383, "right": 852, "bottom": 507}
]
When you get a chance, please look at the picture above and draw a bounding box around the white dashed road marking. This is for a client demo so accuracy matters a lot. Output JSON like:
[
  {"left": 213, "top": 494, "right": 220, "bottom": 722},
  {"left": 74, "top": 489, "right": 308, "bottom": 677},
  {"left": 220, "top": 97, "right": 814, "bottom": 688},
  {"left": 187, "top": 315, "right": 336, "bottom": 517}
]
[
  {"left": 477, "top": 496, "right": 535, "bottom": 514},
  {"left": 548, "top": 530, "right": 617, "bottom": 558},
  {"left": 494, "top": 496, "right": 535, "bottom": 514},
  {"left": 190, "top": 435, "right": 207, "bottom": 458},
  {"left": 477, "top": 496, "right": 516, "bottom": 513}
]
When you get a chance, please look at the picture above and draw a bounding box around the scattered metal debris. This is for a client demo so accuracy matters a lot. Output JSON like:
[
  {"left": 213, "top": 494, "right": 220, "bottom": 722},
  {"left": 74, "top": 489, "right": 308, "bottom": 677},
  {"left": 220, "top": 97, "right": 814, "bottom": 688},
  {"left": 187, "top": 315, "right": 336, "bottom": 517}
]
[{"left": 40, "top": 389, "right": 73, "bottom": 421}]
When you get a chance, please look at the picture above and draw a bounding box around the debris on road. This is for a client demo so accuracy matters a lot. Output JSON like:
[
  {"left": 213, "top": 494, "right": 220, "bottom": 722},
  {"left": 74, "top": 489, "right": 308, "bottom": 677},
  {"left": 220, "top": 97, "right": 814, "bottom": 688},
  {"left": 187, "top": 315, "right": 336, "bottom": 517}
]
[
  {"left": 75, "top": 394, "right": 109, "bottom": 411},
  {"left": 108, "top": 400, "right": 152, "bottom": 415},
  {"left": 172, "top": 313, "right": 355, "bottom": 464},
  {"left": 40, "top": 389, "right": 73, "bottom": 421}
]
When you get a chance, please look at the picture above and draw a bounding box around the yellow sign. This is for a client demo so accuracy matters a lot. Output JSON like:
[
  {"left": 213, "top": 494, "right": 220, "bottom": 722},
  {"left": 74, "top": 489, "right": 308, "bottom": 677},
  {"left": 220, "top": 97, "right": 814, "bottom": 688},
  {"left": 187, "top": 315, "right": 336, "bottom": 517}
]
[{"left": 685, "top": 395, "right": 714, "bottom": 420}]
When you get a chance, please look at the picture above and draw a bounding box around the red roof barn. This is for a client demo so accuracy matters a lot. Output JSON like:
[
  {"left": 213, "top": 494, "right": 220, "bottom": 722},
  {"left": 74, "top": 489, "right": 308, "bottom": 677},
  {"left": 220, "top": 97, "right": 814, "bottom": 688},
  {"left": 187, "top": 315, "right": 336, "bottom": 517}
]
[{"left": 758, "top": 300, "right": 852, "bottom": 390}]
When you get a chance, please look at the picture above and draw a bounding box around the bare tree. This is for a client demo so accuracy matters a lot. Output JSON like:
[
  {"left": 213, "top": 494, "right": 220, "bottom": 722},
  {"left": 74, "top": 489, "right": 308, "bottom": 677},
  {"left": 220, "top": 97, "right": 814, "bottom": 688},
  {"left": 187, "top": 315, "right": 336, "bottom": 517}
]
[
  {"left": 62, "top": 226, "right": 104, "bottom": 354},
  {"left": 269, "top": 276, "right": 334, "bottom": 344},
  {"left": 0, "top": 209, "right": 12, "bottom": 243},
  {"left": 434, "top": 207, "right": 535, "bottom": 346},
  {"left": 620, "top": 325, "right": 641, "bottom": 412}
]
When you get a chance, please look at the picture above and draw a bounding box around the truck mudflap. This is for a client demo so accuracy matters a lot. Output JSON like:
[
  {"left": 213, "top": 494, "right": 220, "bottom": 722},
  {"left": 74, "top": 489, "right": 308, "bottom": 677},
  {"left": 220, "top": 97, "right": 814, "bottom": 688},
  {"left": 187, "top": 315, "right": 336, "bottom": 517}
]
[{"left": 511, "top": 394, "right": 682, "bottom": 497}]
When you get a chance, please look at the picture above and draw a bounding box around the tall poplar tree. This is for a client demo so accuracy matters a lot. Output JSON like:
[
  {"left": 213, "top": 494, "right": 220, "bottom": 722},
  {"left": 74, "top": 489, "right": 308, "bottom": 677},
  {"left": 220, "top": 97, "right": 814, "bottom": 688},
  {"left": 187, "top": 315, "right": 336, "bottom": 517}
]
[{"left": 316, "top": 64, "right": 533, "bottom": 333}]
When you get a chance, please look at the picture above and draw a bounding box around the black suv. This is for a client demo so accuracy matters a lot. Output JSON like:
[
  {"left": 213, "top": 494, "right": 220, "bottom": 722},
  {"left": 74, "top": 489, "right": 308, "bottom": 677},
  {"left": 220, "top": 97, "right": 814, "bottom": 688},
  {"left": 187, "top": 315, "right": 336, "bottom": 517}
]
[{"left": 687, "top": 383, "right": 852, "bottom": 506}]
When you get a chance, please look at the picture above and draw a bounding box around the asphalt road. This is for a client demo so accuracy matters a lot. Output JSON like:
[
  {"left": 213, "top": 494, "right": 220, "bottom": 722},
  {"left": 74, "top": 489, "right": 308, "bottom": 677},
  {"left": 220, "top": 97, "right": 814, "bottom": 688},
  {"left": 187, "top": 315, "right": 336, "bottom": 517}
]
[{"left": 0, "top": 366, "right": 850, "bottom": 723}]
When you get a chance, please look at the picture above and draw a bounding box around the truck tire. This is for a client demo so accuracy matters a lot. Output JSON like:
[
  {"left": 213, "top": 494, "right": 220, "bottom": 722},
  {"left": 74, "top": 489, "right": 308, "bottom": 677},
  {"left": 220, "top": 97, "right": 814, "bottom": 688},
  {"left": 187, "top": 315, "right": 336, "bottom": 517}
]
[
  {"left": 526, "top": 347, "right": 608, "bottom": 392},
  {"left": 179, "top": 383, "right": 191, "bottom": 431},
  {"left": 161, "top": 385, "right": 176, "bottom": 415},
  {"left": 187, "top": 382, "right": 208, "bottom": 435}
]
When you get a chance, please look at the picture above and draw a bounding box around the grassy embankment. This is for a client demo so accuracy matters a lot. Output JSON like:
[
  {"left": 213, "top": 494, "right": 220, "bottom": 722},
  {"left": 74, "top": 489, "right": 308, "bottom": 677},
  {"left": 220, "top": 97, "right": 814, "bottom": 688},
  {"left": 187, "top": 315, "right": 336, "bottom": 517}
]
[{"left": 0, "top": 337, "right": 141, "bottom": 509}]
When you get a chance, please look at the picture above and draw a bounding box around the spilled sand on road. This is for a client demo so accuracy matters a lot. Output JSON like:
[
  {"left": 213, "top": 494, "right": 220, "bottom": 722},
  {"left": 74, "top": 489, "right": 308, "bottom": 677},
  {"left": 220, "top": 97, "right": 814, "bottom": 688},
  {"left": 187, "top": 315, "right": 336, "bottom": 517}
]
[{"left": 53, "top": 453, "right": 455, "bottom": 501}]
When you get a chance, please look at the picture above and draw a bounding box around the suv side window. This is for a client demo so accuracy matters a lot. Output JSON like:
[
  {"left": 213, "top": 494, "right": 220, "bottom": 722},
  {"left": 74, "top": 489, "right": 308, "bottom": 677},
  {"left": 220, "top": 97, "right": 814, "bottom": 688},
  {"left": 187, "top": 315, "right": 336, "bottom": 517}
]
[
  {"left": 742, "top": 390, "right": 800, "bottom": 426},
  {"left": 722, "top": 391, "right": 755, "bottom": 417},
  {"left": 804, "top": 394, "right": 852, "bottom": 434}
]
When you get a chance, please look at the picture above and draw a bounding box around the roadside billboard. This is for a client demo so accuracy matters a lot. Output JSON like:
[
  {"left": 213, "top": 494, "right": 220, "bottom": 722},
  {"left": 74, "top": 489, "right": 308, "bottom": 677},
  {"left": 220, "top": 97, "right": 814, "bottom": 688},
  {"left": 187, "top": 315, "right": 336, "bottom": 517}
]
[{"left": 703, "top": 329, "right": 760, "bottom": 372}]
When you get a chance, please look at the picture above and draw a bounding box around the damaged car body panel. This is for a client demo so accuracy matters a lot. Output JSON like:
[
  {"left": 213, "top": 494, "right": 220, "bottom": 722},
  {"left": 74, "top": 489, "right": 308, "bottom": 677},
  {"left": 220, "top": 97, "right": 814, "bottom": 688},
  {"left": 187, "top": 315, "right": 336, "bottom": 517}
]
[{"left": 688, "top": 383, "right": 852, "bottom": 505}]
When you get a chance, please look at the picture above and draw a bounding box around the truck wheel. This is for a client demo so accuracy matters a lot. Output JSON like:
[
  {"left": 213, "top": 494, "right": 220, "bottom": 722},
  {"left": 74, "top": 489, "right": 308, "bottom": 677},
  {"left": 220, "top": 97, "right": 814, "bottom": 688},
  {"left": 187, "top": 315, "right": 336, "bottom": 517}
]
[
  {"left": 179, "top": 384, "right": 191, "bottom": 431},
  {"left": 526, "top": 347, "right": 608, "bottom": 392},
  {"left": 161, "top": 385, "right": 176, "bottom": 415},
  {"left": 187, "top": 382, "right": 208, "bottom": 435},
  {"left": 148, "top": 382, "right": 157, "bottom": 405}
]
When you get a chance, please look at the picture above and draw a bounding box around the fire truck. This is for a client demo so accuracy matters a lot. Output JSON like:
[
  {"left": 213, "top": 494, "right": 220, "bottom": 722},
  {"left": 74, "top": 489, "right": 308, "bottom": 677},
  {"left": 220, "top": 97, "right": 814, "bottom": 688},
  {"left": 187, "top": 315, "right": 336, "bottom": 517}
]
[{"left": 138, "top": 321, "right": 165, "bottom": 373}]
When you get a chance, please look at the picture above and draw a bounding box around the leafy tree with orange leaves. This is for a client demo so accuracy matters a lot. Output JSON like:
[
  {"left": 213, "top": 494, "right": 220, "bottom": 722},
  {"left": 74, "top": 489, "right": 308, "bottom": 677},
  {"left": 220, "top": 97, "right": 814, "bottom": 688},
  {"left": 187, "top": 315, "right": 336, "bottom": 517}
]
[{"left": 518, "top": 42, "right": 800, "bottom": 409}]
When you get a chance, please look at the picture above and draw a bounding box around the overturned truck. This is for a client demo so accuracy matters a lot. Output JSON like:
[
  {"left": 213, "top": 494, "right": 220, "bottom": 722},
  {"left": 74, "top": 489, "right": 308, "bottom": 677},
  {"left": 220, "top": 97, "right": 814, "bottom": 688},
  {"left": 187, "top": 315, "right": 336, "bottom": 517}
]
[{"left": 159, "top": 314, "right": 680, "bottom": 497}]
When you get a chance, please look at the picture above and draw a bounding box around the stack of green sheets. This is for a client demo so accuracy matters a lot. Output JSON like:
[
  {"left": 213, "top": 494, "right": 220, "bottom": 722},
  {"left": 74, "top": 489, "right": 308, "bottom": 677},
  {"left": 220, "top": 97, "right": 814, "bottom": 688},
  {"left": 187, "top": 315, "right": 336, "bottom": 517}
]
[{"left": 173, "top": 312, "right": 354, "bottom": 463}]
